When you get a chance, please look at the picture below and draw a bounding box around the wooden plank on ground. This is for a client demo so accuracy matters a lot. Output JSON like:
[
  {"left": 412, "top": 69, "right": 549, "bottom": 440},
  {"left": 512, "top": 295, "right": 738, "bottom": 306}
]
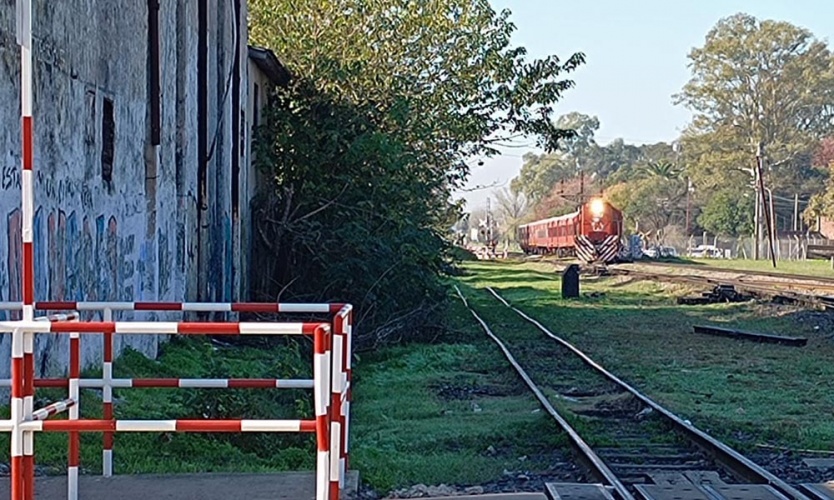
[{"left": 692, "top": 325, "right": 807, "bottom": 347}]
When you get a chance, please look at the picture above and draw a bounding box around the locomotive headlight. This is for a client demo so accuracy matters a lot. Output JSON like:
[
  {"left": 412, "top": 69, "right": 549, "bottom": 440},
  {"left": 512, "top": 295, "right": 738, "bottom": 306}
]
[{"left": 590, "top": 198, "right": 605, "bottom": 217}]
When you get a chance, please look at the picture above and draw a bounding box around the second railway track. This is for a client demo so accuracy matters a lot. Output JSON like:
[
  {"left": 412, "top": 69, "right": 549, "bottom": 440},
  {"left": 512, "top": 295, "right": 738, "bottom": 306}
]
[{"left": 455, "top": 284, "right": 830, "bottom": 500}]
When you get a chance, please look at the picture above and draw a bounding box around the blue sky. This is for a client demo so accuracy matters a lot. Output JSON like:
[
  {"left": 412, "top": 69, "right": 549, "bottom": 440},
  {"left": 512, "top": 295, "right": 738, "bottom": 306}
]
[{"left": 456, "top": 0, "right": 834, "bottom": 209}]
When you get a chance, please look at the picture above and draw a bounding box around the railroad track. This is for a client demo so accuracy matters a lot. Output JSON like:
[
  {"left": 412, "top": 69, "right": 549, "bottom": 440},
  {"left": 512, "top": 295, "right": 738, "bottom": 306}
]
[
  {"left": 603, "top": 267, "right": 834, "bottom": 310},
  {"left": 635, "top": 260, "right": 834, "bottom": 286},
  {"left": 455, "top": 285, "right": 829, "bottom": 500}
]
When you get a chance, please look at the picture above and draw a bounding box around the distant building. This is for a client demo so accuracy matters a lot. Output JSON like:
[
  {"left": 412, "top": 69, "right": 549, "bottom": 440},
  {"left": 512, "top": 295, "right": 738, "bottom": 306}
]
[
  {"left": 0, "top": 1, "right": 288, "bottom": 375},
  {"left": 818, "top": 216, "right": 834, "bottom": 239}
]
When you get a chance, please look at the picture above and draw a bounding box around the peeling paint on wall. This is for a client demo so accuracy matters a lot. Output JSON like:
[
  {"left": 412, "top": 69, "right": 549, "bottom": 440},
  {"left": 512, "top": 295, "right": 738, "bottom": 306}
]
[{"left": 0, "top": 0, "right": 251, "bottom": 377}]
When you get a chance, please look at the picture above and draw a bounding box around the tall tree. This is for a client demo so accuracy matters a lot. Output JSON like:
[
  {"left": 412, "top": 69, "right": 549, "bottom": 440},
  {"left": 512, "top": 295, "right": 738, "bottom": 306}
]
[
  {"left": 554, "top": 112, "right": 600, "bottom": 163},
  {"left": 250, "top": 0, "right": 585, "bottom": 170},
  {"left": 698, "top": 189, "right": 754, "bottom": 236},
  {"left": 492, "top": 187, "right": 529, "bottom": 241},
  {"left": 606, "top": 174, "right": 687, "bottom": 240},
  {"left": 677, "top": 14, "right": 834, "bottom": 198},
  {"left": 511, "top": 151, "right": 573, "bottom": 201},
  {"left": 248, "top": 0, "right": 584, "bottom": 346},
  {"left": 511, "top": 112, "right": 599, "bottom": 201}
]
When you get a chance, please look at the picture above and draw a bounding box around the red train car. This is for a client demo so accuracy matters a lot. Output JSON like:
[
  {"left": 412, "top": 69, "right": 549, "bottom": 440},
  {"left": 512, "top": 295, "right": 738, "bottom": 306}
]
[{"left": 517, "top": 198, "right": 623, "bottom": 263}]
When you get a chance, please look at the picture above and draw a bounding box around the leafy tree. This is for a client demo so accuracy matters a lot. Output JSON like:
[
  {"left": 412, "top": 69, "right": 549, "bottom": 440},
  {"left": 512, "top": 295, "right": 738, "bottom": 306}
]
[
  {"left": 512, "top": 111, "right": 677, "bottom": 208},
  {"left": 248, "top": 1, "right": 584, "bottom": 346},
  {"left": 638, "top": 161, "right": 682, "bottom": 180},
  {"left": 588, "top": 138, "right": 643, "bottom": 182},
  {"left": 251, "top": 81, "right": 452, "bottom": 348},
  {"left": 606, "top": 176, "right": 687, "bottom": 240},
  {"left": 512, "top": 112, "right": 601, "bottom": 201},
  {"left": 492, "top": 187, "right": 529, "bottom": 242},
  {"left": 553, "top": 112, "right": 599, "bottom": 163},
  {"left": 697, "top": 189, "right": 754, "bottom": 236},
  {"left": 250, "top": 0, "right": 585, "bottom": 167},
  {"left": 677, "top": 13, "right": 834, "bottom": 199},
  {"left": 532, "top": 176, "right": 602, "bottom": 220},
  {"left": 511, "top": 151, "right": 574, "bottom": 201}
]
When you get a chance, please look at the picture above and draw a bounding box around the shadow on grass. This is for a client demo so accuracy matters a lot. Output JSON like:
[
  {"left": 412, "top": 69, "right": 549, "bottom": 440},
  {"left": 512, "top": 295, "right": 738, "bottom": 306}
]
[
  {"left": 458, "top": 270, "right": 834, "bottom": 450},
  {"left": 480, "top": 283, "right": 818, "bottom": 336}
]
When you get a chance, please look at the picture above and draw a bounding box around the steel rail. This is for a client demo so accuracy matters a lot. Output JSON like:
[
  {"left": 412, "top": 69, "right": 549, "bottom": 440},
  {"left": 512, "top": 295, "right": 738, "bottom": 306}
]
[
  {"left": 634, "top": 260, "right": 834, "bottom": 285},
  {"left": 608, "top": 268, "right": 834, "bottom": 310},
  {"left": 485, "top": 286, "right": 811, "bottom": 500},
  {"left": 453, "top": 286, "right": 634, "bottom": 500}
]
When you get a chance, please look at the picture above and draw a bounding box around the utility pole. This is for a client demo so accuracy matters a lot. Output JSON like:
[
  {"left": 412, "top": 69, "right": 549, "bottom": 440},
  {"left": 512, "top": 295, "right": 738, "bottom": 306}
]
[
  {"left": 685, "top": 178, "right": 691, "bottom": 240},
  {"left": 486, "top": 196, "right": 491, "bottom": 243},
  {"left": 793, "top": 193, "right": 799, "bottom": 232},
  {"left": 753, "top": 150, "right": 761, "bottom": 260},
  {"left": 755, "top": 142, "right": 777, "bottom": 268},
  {"left": 673, "top": 142, "right": 690, "bottom": 243}
]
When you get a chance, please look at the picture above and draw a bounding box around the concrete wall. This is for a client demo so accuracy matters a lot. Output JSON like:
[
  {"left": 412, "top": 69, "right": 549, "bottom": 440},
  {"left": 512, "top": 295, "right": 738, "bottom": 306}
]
[
  {"left": 240, "top": 57, "right": 274, "bottom": 300},
  {"left": 0, "top": 0, "right": 249, "bottom": 377}
]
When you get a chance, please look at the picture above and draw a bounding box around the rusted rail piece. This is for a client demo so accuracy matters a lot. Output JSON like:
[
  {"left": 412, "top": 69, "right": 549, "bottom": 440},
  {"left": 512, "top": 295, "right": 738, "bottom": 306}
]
[
  {"left": 693, "top": 325, "right": 807, "bottom": 347},
  {"left": 606, "top": 267, "right": 834, "bottom": 311},
  {"left": 636, "top": 260, "right": 834, "bottom": 285}
]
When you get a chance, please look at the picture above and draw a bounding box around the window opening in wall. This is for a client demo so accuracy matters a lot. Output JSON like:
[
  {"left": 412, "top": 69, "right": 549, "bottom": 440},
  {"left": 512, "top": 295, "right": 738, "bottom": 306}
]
[
  {"left": 148, "top": 0, "right": 161, "bottom": 145},
  {"left": 101, "top": 97, "right": 115, "bottom": 183}
]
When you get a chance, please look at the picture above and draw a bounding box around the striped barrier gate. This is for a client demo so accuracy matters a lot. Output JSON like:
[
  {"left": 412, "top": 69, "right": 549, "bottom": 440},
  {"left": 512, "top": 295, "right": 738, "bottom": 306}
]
[
  {"left": 8, "top": 2, "right": 353, "bottom": 498},
  {"left": 0, "top": 302, "right": 352, "bottom": 500}
]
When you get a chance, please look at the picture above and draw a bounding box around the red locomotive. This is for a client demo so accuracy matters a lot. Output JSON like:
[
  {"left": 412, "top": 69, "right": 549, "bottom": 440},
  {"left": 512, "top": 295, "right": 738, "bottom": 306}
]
[{"left": 517, "top": 198, "right": 624, "bottom": 263}]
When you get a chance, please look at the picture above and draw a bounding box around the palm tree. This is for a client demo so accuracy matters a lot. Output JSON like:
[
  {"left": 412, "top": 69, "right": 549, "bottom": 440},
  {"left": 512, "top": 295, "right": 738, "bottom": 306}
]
[{"left": 640, "top": 161, "right": 682, "bottom": 180}]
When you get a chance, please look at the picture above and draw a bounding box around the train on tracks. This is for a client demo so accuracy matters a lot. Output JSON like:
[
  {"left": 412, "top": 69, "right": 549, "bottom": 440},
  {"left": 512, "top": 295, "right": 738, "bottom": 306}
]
[{"left": 517, "top": 198, "right": 624, "bottom": 263}]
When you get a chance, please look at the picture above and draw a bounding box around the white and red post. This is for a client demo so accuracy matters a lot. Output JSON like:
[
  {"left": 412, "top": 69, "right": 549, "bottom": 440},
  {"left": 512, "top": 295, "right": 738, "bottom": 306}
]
[
  {"left": 9, "top": 1, "right": 351, "bottom": 497},
  {"left": 313, "top": 325, "right": 331, "bottom": 500},
  {"left": 329, "top": 305, "right": 353, "bottom": 498},
  {"left": 102, "top": 308, "right": 114, "bottom": 477},
  {"left": 68, "top": 328, "right": 80, "bottom": 500},
  {"left": 15, "top": 0, "right": 36, "bottom": 498}
]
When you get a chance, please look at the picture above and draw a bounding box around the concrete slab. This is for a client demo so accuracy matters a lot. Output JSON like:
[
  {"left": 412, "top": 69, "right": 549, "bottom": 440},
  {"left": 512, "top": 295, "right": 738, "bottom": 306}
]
[
  {"left": 0, "top": 471, "right": 359, "bottom": 500},
  {"left": 544, "top": 483, "right": 615, "bottom": 500},
  {"left": 425, "top": 495, "right": 546, "bottom": 500},
  {"left": 699, "top": 484, "right": 790, "bottom": 500},
  {"left": 635, "top": 484, "right": 712, "bottom": 500},
  {"left": 802, "top": 482, "right": 834, "bottom": 500},
  {"left": 803, "top": 459, "right": 834, "bottom": 469}
]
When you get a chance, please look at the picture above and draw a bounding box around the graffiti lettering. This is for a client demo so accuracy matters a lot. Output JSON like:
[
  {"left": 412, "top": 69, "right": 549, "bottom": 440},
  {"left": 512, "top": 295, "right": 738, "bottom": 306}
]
[
  {"left": 38, "top": 171, "right": 81, "bottom": 205},
  {"left": 1, "top": 164, "right": 20, "bottom": 190},
  {"left": 3, "top": 209, "right": 171, "bottom": 305},
  {"left": 0, "top": 167, "right": 92, "bottom": 206}
]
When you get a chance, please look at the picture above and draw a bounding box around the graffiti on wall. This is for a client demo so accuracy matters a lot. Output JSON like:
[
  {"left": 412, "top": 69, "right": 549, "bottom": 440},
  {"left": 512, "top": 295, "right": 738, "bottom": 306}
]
[
  {"left": 1, "top": 208, "right": 175, "bottom": 320},
  {"left": 2, "top": 170, "right": 94, "bottom": 208},
  {"left": 1, "top": 164, "right": 19, "bottom": 191}
]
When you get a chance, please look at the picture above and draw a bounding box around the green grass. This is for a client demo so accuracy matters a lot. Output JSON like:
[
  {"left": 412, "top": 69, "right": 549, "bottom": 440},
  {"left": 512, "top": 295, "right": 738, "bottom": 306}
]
[
  {"left": 349, "top": 295, "right": 570, "bottom": 491},
  {"left": 677, "top": 257, "right": 834, "bottom": 277},
  {"left": 0, "top": 337, "right": 316, "bottom": 474},
  {"left": 0, "top": 300, "right": 573, "bottom": 494},
  {"left": 4, "top": 259, "right": 831, "bottom": 493},
  {"left": 458, "top": 260, "right": 834, "bottom": 451}
]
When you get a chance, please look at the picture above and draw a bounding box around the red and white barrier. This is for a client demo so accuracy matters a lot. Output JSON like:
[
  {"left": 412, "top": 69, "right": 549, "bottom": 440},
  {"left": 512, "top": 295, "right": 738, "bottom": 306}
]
[
  {"left": 1, "top": 319, "right": 347, "bottom": 500},
  {"left": 7, "top": 3, "right": 354, "bottom": 498},
  {"left": 0, "top": 378, "right": 315, "bottom": 389},
  {"left": 0, "top": 320, "right": 326, "bottom": 335},
  {"left": 0, "top": 301, "right": 345, "bottom": 314}
]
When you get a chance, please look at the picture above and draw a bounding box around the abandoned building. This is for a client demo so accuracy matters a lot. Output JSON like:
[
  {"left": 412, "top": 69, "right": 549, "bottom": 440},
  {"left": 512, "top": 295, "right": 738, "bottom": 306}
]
[{"left": 0, "top": 0, "right": 287, "bottom": 375}]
